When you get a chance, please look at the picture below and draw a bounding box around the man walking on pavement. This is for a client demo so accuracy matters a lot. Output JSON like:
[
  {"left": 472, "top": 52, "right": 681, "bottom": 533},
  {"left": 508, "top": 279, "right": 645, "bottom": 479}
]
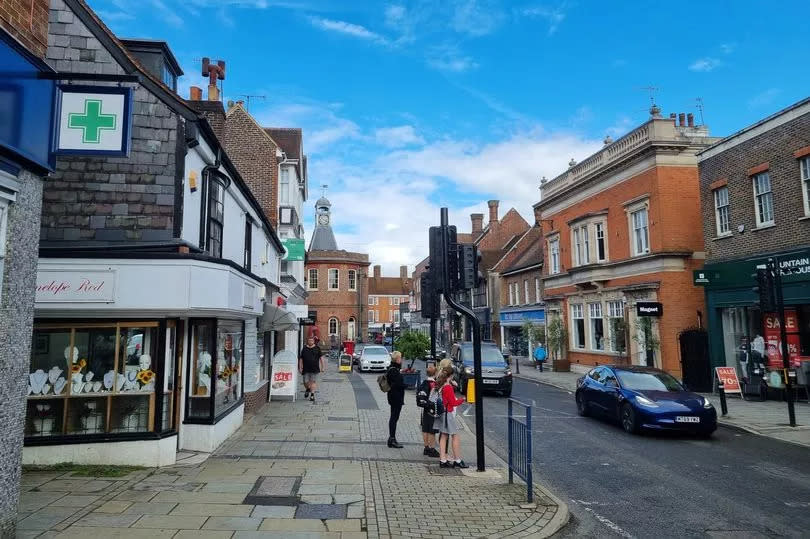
[
  {"left": 386, "top": 351, "right": 406, "bottom": 448},
  {"left": 299, "top": 337, "right": 325, "bottom": 402}
]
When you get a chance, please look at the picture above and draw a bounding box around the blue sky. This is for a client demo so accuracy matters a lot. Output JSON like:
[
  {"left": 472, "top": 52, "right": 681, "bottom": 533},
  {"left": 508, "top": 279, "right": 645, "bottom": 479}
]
[{"left": 90, "top": 0, "right": 810, "bottom": 274}]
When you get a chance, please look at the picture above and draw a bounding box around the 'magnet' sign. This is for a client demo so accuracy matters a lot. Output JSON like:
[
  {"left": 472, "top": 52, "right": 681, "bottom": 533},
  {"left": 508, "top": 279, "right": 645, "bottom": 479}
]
[{"left": 35, "top": 270, "right": 115, "bottom": 303}]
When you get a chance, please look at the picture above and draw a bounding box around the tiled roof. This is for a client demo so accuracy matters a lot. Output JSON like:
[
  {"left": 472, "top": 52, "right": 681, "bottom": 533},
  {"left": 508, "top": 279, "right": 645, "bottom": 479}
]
[
  {"left": 309, "top": 224, "right": 338, "bottom": 251},
  {"left": 502, "top": 226, "right": 543, "bottom": 274},
  {"left": 368, "top": 277, "right": 412, "bottom": 295},
  {"left": 265, "top": 127, "right": 305, "bottom": 180}
]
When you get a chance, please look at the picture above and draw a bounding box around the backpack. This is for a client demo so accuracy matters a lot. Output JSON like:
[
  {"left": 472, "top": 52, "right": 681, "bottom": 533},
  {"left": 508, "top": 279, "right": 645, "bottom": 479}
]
[
  {"left": 415, "top": 379, "right": 432, "bottom": 408},
  {"left": 425, "top": 386, "right": 446, "bottom": 418},
  {"left": 377, "top": 369, "right": 392, "bottom": 393}
]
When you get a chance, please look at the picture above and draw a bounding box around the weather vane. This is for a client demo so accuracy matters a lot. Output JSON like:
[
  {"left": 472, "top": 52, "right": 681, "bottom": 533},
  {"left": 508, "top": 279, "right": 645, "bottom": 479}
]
[{"left": 321, "top": 184, "right": 328, "bottom": 197}]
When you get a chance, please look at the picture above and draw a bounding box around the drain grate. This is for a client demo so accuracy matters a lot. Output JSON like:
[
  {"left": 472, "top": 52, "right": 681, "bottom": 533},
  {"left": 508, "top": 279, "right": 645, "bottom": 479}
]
[
  {"left": 295, "top": 503, "right": 348, "bottom": 519},
  {"left": 244, "top": 476, "right": 302, "bottom": 506}
]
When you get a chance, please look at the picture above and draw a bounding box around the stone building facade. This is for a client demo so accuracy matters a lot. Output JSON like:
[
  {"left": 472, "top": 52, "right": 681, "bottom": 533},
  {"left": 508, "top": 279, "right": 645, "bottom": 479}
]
[{"left": 0, "top": 6, "right": 53, "bottom": 533}]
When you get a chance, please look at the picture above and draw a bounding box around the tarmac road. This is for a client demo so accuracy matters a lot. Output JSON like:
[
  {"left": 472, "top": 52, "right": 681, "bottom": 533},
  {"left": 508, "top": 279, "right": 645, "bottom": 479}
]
[{"left": 462, "top": 377, "right": 810, "bottom": 538}]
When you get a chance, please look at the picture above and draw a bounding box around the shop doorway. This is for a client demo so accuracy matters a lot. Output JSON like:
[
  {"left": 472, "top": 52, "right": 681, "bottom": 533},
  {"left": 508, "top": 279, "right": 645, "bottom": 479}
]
[{"left": 679, "top": 328, "right": 711, "bottom": 392}]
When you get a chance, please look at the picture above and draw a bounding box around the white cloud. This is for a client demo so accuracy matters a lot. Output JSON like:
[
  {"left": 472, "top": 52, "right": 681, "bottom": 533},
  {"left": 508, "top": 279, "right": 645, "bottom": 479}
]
[
  {"left": 96, "top": 10, "right": 135, "bottom": 21},
  {"left": 374, "top": 126, "right": 425, "bottom": 148},
  {"left": 308, "top": 16, "right": 389, "bottom": 44},
  {"left": 426, "top": 45, "right": 479, "bottom": 73},
  {"left": 520, "top": 2, "right": 570, "bottom": 36},
  {"left": 149, "top": 0, "right": 184, "bottom": 27},
  {"left": 256, "top": 101, "right": 362, "bottom": 154},
  {"left": 689, "top": 57, "right": 721, "bottom": 72},
  {"left": 748, "top": 88, "right": 781, "bottom": 108},
  {"left": 720, "top": 42, "right": 736, "bottom": 54},
  {"left": 452, "top": 0, "right": 505, "bottom": 37}
]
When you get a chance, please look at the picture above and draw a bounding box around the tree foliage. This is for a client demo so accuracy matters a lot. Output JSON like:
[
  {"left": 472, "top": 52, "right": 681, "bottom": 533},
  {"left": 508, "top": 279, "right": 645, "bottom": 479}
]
[
  {"left": 395, "top": 330, "right": 430, "bottom": 362},
  {"left": 546, "top": 316, "right": 568, "bottom": 362}
]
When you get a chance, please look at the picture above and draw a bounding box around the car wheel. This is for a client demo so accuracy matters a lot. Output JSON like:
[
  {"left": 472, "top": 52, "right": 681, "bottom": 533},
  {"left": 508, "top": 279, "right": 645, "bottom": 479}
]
[
  {"left": 575, "top": 391, "right": 589, "bottom": 417},
  {"left": 620, "top": 403, "right": 638, "bottom": 434}
]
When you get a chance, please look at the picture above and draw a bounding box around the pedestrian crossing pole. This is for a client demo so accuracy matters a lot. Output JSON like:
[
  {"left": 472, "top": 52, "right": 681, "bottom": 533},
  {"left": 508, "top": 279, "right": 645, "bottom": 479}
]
[{"left": 438, "top": 207, "right": 486, "bottom": 472}]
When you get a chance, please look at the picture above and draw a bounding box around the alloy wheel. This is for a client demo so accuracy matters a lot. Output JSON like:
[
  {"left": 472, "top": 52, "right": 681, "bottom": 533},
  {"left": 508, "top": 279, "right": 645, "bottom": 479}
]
[{"left": 621, "top": 404, "right": 637, "bottom": 434}]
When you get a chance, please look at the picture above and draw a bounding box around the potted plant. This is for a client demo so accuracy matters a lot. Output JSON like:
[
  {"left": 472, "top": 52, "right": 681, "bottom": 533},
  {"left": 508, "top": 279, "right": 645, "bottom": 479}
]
[
  {"left": 394, "top": 331, "right": 429, "bottom": 389},
  {"left": 546, "top": 316, "right": 570, "bottom": 372},
  {"left": 632, "top": 317, "right": 660, "bottom": 368},
  {"left": 608, "top": 317, "right": 629, "bottom": 365}
]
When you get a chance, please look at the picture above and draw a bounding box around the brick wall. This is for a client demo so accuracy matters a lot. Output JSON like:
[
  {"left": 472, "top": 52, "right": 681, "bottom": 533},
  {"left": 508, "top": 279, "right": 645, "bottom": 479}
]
[
  {"left": 478, "top": 208, "right": 530, "bottom": 252},
  {"left": 502, "top": 270, "right": 543, "bottom": 307},
  {"left": 0, "top": 0, "right": 49, "bottom": 59},
  {"left": 699, "top": 110, "right": 810, "bottom": 262},
  {"left": 244, "top": 381, "right": 268, "bottom": 414},
  {"left": 40, "top": 0, "right": 179, "bottom": 244},
  {"left": 225, "top": 105, "right": 279, "bottom": 227},
  {"left": 306, "top": 258, "right": 369, "bottom": 342}
]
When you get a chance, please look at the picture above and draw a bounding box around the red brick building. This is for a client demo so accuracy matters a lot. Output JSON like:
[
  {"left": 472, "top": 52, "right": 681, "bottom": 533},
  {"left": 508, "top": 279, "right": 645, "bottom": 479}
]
[
  {"left": 367, "top": 265, "right": 412, "bottom": 334},
  {"left": 305, "top": 196, "right": 369, "bottom": 346},
  {"left": 535, "top": 110, "right": 718, "bottom": 376}
]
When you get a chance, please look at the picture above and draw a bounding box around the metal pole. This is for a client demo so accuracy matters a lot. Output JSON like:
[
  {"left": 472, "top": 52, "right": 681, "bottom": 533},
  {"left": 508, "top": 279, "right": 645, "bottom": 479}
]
[
  {"left": 718, "top": 382, "right": 728, "bottom": 416},
  {"left": 430, "top": 318, "right": 437, "bottom": 363},
  {"left": 440, "top": 208, "right": 486, "bottom": 472},
  {"left": 507, "top": 398, "right": 513, "bottom": 484},
  {"left": 771, "top": 258, "right": 796, "bottom": 427},
  {"left": 526, "top": 403, "right": 533, "bottom": 504}
]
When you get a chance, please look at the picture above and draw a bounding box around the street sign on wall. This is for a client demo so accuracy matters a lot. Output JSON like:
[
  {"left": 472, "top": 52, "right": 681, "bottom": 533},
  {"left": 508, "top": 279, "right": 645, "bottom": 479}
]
[
  {"left": 54, "top": 85, "right": 132, "bottom": 156},
  {"left": 282, "top": 238, "right": 305, "bottom": 261}
]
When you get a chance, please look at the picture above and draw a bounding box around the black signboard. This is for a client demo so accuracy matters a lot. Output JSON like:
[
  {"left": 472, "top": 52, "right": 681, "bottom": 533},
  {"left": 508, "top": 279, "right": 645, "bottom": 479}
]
[
  {"left": 300, "top": 310, "right": 317, "bottom": 325},
  {"left": 636, "top": 302, "right": 663, "bottom": 317}
]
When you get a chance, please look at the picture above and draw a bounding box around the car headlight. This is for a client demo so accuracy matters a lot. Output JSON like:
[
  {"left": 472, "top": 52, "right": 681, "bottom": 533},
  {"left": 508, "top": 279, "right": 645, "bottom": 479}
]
[
  {"left": 504, "top": 369, "right": 512, "bottom": 376},
  {"left": 464, "top": 367, "right": 473, "bottom": 375},
  {"left": 702, "top": 398, "right": 713, "bottom": 409},
  {"left": 635, "top": 395, "right": 658, "bottom": 408}
]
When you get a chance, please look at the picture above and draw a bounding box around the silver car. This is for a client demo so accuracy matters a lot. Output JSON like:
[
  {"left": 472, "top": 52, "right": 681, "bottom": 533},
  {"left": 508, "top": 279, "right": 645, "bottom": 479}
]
[{"left": 358, "top": 345, "right": 391, "bottom": 372}]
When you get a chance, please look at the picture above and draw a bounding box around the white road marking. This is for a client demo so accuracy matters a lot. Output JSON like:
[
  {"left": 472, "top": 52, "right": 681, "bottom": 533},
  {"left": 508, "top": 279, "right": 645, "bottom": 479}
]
[
  {"left": 583, "top": 507, "right": 634, "bottom": 538},
  {"left": 784, "top": 501, "right": 810, "bottom": 507},
  {"left": 571, "top": 499, "right": 610, "bottom": 506}
]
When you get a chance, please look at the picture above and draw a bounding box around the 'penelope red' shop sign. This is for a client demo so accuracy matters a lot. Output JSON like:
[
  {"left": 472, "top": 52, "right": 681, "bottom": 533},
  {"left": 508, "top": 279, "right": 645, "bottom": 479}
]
[
  {"left": 715, "top": 367, "right": 741, "bottom": 393},
  {"left": 35, "top": 270, "right": 115, "bottom": 303}
]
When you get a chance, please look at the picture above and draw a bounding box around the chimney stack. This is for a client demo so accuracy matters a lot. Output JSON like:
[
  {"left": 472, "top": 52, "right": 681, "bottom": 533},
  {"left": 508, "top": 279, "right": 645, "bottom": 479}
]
[
  {"left": 488, "top": 200, "right": 499, "bottom": 224},
  {"left": 471, "top": 213, "right": 483, "bottom": 234},
  {"left": 400, "top": 265, "right": 407, "bottom": 280},
  {"left": 678, "top": 113, "right": 686, "bottom": 127},
  {"left": 190, "top": 86, "right": 202, "bottom": 101},
  {"left": 687, "top": 113, "right": 695, "bottom": 127},
  {"left": 373, "top": 265, "right": 381, "bottom": 279},
  {"left": 202, "top": 57, "right": 226, "bottom": 102}
]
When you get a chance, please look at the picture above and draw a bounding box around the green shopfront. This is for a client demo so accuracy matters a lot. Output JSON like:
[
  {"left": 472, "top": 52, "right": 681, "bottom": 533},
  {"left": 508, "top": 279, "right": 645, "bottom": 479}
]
[{"left": 697, "top": 247, "right": 810, "bottom": 393}]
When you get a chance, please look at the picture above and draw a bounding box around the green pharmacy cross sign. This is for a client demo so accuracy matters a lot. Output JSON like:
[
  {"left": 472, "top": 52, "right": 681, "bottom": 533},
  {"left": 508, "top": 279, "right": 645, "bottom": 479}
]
[
  {"left": 56, "top": 85, "right": 133, "bottom": 157},
  {"left": 68, "top": 99, "right": 117, "bottom": 144}
]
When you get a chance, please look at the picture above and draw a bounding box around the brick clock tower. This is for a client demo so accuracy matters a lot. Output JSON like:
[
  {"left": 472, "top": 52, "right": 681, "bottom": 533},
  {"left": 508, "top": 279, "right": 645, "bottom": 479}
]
[{"left": 305, "top": 193, "right": 370, "bottom": 347}]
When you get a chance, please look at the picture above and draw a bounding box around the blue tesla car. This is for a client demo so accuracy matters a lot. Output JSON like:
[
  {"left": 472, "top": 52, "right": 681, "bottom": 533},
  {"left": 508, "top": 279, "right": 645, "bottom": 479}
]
[{"left": 575, "top": 365, "right": 717, "bottom": 437}]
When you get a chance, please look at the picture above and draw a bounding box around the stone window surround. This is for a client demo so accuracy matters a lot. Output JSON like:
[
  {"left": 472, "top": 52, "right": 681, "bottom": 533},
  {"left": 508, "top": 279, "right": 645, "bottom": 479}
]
[
  {"left": 624, "top": 196, "right": 650, "bottom": 257},
  {"left": 568, "top": 291, "right": 632, "bottom": 356},
  {"left": 547, "top": 234, "right": 561, "bottom": 275},
  {"left": 568, "top": 212, "right": 609, "bottom": 268}
]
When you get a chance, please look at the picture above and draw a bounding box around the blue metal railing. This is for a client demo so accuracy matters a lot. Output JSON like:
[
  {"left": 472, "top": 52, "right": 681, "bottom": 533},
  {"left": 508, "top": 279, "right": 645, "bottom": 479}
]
[{"left": 507, "top": 397, "right": 533, "bottom": 503}]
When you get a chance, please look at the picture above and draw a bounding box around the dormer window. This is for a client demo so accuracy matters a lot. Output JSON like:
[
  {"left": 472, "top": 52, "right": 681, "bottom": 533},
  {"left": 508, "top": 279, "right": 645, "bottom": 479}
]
[{"left": 162, "top": 62, "right": 176, "bottom": 91}]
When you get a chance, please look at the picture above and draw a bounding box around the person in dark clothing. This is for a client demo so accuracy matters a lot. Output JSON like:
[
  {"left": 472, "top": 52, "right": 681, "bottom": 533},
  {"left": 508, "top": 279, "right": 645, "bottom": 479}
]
[
  {"left": 416, "top": 364, "right": 440, "bottom": 457},
  {"left": 386, "top": 351, "right": 406, "bottom": 448},
  {"left": 299, "top": 337, "right": 325, "bottom": 402}
]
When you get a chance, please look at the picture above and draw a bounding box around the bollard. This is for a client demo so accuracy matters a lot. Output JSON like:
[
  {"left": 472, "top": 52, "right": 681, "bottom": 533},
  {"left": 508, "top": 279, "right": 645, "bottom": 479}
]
[
  {"left": 466, "top": 378, "right": 475, "bottom": 403},
  {"left": 718, "top": 382, "right": 728, "bottom": 416}
]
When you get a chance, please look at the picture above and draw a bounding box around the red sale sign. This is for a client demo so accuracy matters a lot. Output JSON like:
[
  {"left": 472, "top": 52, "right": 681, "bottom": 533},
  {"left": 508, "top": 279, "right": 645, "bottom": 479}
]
[
  {"left": 763, "top": 310, "right": 801, "bottom": 368},
  {"left": 715, "top": 367, "right": 741, "bottom": 393}
]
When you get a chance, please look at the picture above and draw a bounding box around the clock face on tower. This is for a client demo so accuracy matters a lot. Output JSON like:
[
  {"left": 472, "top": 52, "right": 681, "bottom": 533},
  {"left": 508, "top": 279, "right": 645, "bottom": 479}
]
[{"left": 318, "top": 214, "right": 330, "bottom": 226}]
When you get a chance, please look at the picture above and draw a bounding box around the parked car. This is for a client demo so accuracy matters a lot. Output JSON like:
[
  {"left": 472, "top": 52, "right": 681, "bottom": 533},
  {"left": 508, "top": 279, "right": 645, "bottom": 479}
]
[
  {"left": 352, "top": 344, "right": 365, "bottom": 365},
  {"left": 450, "top": 341, "right": 512, "bottom": 397},
  {"left": 575, "top": 365, "right": 717, "bottom": 437},
  {"left": 423, "top": 348, "right": 447, "bottom": 361},
  {"left": 358, "top": 345, "right": 391, "bottom": 372}
]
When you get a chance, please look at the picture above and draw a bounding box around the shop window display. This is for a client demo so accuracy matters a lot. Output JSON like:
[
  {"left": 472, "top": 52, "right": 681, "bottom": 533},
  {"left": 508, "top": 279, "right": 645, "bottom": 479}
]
[
  {"left": 25, "top": 323, "right": 161, "bottom": 439},
  {"left": 187, "top": 319, "right": 244, "bottom": 422}
]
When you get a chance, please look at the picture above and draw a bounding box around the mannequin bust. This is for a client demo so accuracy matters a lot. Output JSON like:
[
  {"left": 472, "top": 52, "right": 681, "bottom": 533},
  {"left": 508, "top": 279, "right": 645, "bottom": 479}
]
[
  {"left": 139, "top": 354, "right": 152, "bottom": 371},
  {"left": 64, "top": 346, "right": 79, "bottom": 363}
]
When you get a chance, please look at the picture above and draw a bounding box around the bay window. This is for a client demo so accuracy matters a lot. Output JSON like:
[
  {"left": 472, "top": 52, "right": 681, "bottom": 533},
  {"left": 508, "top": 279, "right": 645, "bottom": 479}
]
[{"left": 187, "top": 319, "right": 244, "bottom": 422}]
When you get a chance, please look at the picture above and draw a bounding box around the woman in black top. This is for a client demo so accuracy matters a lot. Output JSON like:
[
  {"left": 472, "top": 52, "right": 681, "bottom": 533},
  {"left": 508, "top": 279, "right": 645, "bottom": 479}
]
[{"left": 386, "top": 351, "right": 406, "bottom": 448}]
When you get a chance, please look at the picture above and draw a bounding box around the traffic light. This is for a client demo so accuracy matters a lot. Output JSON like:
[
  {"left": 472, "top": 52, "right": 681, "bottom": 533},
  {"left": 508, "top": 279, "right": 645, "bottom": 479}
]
[
  {"left": 457, "top": 244, "right": 484, "bottom": 290},
  {"left": 446, "top": 226, "right": 459, "bottom": 292},
  {"left": 428, "top": 225, "right": 458, "bottom": 293},
  {"left": 753, "top": 267, "right": 776, "bottom": 311},
  {"left": 420, "top": 271, "right": 440, "bottom": 319}
]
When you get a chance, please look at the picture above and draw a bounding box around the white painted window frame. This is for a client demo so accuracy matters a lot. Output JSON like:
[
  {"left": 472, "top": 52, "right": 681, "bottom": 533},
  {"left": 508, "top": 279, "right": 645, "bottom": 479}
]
[
  {"left": 752, "top": 172, "right": 774, "bottom": 227},
  {"left": 626, "top": 200, "right": 650, "bottom": 256},
  {"left": 713, "top": 186, "right": 731, "bottom": 236},
  {"left": 348, "top": 269, "right": 357, "bottom": 291},
  {"left": 800, "top": 156, "right": 810, "bottom": 217},
  {"left": 328, "top": 268, "right": 339, "bottom": 290},
  {"left": 571, "top": 303, "right": 585, "bottom": 350},
  {"left": 548, "top": 236, "right": 560, "bottom": 274},
  {"left": 307, "top": 268, "right": 318, "bottom": 290}
]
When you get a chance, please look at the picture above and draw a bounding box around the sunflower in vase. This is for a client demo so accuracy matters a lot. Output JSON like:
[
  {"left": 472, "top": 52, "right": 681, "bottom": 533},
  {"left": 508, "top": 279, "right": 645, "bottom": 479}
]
[
  {"left": 136, "top": 369, "right": 155, "bottom": 388},
  {"left": 70, "top": 358, "right": 87, "bottom": 375}
]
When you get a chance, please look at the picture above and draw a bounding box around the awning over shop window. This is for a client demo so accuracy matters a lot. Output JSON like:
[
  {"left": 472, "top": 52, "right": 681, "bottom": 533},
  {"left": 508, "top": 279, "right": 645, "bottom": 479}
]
[{"left": 260, "top": 303, "right": 299, "bottom": 331}]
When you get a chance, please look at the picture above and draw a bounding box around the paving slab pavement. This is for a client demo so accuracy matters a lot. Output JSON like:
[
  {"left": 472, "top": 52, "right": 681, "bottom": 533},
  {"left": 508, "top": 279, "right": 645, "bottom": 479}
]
[{"left": 19, "top": 364, "right": 566, "bottom": 538}]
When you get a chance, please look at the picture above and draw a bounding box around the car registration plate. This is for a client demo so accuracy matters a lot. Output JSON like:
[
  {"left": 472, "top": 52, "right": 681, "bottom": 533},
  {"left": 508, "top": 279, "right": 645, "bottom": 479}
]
[
  {"left": 483, "top": 379, "right": 499, "bottom": 385},
  {"left": 675, "top": 416, "right": 700, "bottom": 423}
]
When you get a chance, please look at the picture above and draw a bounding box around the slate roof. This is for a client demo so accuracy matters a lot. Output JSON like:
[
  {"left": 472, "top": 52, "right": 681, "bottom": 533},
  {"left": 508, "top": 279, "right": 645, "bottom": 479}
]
[
  {"left": 265, "top": 127, "right": 304, "bottom": 179},
  {"left": 502, "top": 226, "right": 544, "bottom": 274},
  {"left": 309, "top": 224, "right": 338, "bottom": 251}
]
